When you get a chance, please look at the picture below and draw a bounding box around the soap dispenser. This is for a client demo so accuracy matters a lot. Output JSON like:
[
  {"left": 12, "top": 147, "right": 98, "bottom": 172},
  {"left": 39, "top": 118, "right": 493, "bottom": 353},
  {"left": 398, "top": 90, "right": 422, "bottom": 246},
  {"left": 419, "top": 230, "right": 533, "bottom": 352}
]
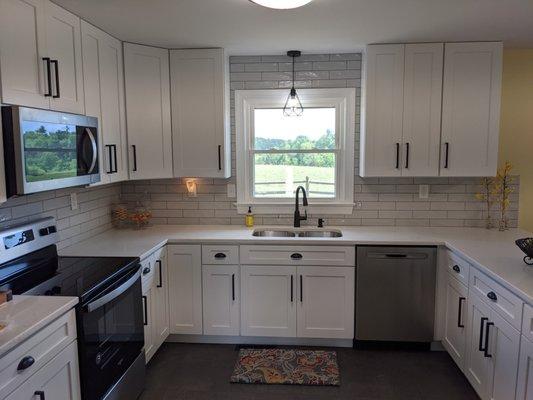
[{"left": 245, "top": 206, "right": 254, "bottom": 227}]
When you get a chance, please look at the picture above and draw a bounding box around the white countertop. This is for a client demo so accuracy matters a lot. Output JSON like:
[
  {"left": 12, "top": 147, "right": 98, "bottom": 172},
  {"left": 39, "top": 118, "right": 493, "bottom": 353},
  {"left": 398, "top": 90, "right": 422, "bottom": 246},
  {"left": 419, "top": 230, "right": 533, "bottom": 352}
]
[
  {"left": 60, "top": 225, "right": 533, "bottom": 304},
  {"left": 0, "top": 295, "right": 78, "bottom": 357}
]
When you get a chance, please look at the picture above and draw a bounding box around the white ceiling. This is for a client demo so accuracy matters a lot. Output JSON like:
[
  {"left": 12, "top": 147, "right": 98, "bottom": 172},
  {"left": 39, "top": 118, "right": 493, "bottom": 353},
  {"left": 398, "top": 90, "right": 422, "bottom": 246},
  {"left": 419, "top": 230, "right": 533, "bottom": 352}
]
[{"left": 53, "top": 0, "right": 533, "bottom": 54}]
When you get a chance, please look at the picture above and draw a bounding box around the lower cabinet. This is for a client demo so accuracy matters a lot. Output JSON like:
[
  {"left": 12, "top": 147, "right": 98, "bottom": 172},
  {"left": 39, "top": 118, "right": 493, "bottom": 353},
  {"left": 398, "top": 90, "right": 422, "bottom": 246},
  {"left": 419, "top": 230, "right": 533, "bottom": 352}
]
[
  {"left": 517, "top": 336, "right": 533, "bottom": 400},
  {"left": 142, "top": 282, "right": 156, "bottom": 362},
  {"left": 167, "top": 245, "right": 203, "bottom": 334},
  {"left": 464, "top": 293, "right": 520, "bottom": 400},
  {"left": 5, "top": 340, "right": 80, "bottom": 400},
  {"left": 202, "top": 264, "right": 240, "bottom": 335},
  {"left": 240, "top": 265, "right": 355, "bottom": 339},
  {"left": 442, "top": 272, "right": 468, "bottom": 370}
]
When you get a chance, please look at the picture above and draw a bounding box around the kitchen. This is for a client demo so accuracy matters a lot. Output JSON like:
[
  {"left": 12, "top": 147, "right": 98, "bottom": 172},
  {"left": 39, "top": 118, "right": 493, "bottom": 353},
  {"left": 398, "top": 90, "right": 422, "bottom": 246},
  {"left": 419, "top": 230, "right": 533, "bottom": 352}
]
[{"left": 0, "top": 0, "right": 532, "bottom": 399}]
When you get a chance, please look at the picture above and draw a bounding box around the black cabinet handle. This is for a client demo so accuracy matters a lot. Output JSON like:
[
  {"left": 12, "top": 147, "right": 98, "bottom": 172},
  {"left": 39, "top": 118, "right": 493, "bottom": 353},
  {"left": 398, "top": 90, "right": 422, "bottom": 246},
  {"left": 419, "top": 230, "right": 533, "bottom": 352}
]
[
  {"left": 142, "top": 295, "right": 148, "bottom": 326},
  {"left": 105, "top": 145, "right": 114, "bottom": 174},
  {"left": 385, "top": 254, "right": 407, "bottom": 258},
  {"left": 142, "top": 267, "right": 151, "bottom": 275},
  {"left": 42, "top": 57, "right": 52, "bottom": 97},
  {"left": 487, "top": 291, "right": 497, "bottom": 302},
  {"left": 17, "top": 356, "right": 35, "bottom": 371},
  {"left": 156, "top": 260, "right": 162, "bottom": 288},
  {"left": 290, "top": 275, "right": 294, "bottom": 302},
  {"left": 218, "top": 145, "right": 222, "bottom": 170},
  {"left": 290, "top": 253, "right": 303, "bottom": 260},
  {"left": 452, "top": 265, "right": 461, "bottom": 273},
  {"left": 132, "top": 145, "right": 137, "bottom": 172},
  {"left": 34, "top": 391, "right": 45, "bottom": 400},
  {"left": 214, "top": 253, "right": 226, "bottom": 259},
  {"left": 457, "top": 297, "right": 466, "bottom": 328},
  {"left": 300, "top": 275, "right": 303, "bottom": 302},
  {"left": 405, "top": 142, "right": 410, "bottom": 169},
  {"left": 484, "top": 322, "right": 494, "bottom": 358},
  {"left": 51, "top": 59, "right": 60, "bottom": 98},
  {"left": 479, "top": 317, "right": 488, "bottom": 352},
  {"left": 444, "top": 142, "right": 450, "bottom": 169},
  {"left": 232, "top": 273, "right": 235, "bottom": 301},
  {"left": 112, "top": 145, "right": 118, "bottom": 173},
  {"left": 395, "top": 143, "right": 400, "bottom": 169}
]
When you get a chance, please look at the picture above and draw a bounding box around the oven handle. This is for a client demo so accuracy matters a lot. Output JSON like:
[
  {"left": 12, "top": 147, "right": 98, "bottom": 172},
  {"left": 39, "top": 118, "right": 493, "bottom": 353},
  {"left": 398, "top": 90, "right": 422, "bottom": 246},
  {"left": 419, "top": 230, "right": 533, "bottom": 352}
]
[
  {"left": 85, "top": 267, "right": 141, "bottom": 313},
  {"left": 85, "top": 128, "right": 98, "bottom": 174}
]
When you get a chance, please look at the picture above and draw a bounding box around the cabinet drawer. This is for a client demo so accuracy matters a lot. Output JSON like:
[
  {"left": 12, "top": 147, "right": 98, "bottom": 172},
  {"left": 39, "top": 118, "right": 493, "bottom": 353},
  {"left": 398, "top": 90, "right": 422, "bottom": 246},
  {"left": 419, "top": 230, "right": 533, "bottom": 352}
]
[
  {"left": 0, "top": 310, "right": 77, "bottom": 399},
  {"left": 469, "top": 267, "right": 523, "bottom": 330},
  {"left": 522, "top": 304, "right": 533, "bottom": 341},
  {"left": 445, "top": 250, "right": 470, "bottom": 286},
  {"left": 202, "top": 245, "right": 239, "bottom": 265},
  {"left": 240, "top": 245, "right": 355, "bottom": 267}
]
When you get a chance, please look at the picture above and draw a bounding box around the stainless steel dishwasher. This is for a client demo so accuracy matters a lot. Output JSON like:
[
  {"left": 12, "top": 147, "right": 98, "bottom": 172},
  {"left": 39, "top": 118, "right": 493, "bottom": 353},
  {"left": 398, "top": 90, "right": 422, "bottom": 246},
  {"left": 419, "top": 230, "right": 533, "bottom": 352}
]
[{"left": 356, "top": 246, "right": 437, "bottom": 343}]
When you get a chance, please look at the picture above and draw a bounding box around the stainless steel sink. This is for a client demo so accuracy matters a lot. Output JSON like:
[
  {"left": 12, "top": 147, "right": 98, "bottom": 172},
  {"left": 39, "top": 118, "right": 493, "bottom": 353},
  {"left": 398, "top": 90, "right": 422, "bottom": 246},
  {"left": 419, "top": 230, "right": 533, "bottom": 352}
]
[{"left": 252, "top": 229, "right": 342, "bottom": 238}]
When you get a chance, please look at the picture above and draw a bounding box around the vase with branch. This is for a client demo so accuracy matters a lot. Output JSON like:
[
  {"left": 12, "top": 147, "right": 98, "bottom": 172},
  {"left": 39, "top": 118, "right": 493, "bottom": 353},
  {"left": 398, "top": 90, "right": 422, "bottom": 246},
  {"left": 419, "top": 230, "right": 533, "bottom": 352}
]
[
  {"left": 475, "top": 177, "right": 496, "bottom": 229},
  {"left": 494, "top": 161, "right": 514, "bottom": 231}
]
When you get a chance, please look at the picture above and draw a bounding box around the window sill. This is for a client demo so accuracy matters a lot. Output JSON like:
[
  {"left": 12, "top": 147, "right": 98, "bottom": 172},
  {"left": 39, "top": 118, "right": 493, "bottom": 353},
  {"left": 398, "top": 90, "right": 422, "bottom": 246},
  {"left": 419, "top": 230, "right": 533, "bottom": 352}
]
[{"left": 236, "top": 203, "right": 354, "bottom": 215}]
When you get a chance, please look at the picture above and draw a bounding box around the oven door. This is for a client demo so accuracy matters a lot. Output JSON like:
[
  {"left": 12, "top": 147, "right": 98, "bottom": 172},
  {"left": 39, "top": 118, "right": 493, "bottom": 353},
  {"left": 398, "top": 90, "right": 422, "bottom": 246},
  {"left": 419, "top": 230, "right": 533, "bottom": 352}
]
[{"left": 78, "top": 266, "right": 144, "bottom": 400}]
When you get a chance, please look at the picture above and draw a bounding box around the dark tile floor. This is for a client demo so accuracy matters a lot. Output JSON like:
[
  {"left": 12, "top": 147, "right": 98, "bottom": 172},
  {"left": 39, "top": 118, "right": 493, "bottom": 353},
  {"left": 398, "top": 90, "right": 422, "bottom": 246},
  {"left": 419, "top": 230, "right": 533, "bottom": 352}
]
[{"left": 139, "top": 343, "right": 479, "bottom": 400}]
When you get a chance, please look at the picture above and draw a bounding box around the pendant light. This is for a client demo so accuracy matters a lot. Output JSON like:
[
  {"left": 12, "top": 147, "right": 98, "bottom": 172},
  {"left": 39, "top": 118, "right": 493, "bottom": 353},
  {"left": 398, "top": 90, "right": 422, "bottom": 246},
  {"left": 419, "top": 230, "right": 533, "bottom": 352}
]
[
  {"left": 283, "top": 50, "right": 304, "bottom": 117},
  {"left": 249, "top": 0, "right": 313, "bottom": 10}
]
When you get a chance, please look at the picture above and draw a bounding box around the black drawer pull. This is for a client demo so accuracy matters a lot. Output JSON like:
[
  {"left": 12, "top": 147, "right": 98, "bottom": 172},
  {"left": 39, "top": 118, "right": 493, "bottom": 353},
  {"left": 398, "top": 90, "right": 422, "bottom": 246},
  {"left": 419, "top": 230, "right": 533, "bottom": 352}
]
[
  {"left": 484, "top": 322, "right": 494, "bottom": 358},
  {"left": 290, "top": 253, "right": 303, "bottom": 260},
  {"left": 142, "top": 267, "right": 151, "bottom": 275},
  {"left": 479, "top": 317, "right": 488, "bottom": 352},
  {"left": 487, "top": 291, "right": 497, "bottom": 301},
  {"left": 17, "top": 356, "right": 35, "bottom": 371},
  {"left": 34, "top": 391, "right": 45, "bottom": 400},
  {"left": 385, "top": 254, "right": 407, "bottom": 258},
  {"left": 156, "top": 260, "right": 163, "bottom": 288},
  {"left": 457, "top": 297, "right": 466, "bottom": 328},
  {"left": 452, "top": 265, "right": 461, "bottom": 273},
  {"left": 214, "top": 253, "right": 226, "bottom": 259},
  {"left": 142, "top": 295, "right": 148, "bottom": 326},
  {"left": 232, "top": 273, "right": 235, "bottom": 301}
]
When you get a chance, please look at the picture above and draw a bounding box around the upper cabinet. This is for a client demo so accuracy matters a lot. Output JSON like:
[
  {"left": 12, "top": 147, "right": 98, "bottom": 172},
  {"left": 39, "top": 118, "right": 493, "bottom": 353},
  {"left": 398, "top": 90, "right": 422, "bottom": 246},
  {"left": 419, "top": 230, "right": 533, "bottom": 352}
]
[
  {"left": 440, "top": 42, "right": 502, "bottom": 177},
  {"left": 81, "top": 21, "right": 128, "bottom": 184},
  {"left": 0, "top": 0, "right": 84, "bottom": 114},
  {"left": 361, "top": 42, "right": 502, "bottom": 178},
  {"left": 170, "top": 48, "right": 231, "bottom": 178},
  {"left": 124, "top": 43, "right": 173, "bottom": 180}
]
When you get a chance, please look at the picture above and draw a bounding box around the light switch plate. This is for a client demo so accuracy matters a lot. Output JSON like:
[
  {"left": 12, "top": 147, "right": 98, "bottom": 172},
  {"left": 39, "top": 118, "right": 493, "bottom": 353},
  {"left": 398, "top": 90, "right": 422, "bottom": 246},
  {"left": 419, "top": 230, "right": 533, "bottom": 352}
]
[
  {"left": 227, "top": 183, "right": 236, "bottom": 198},
  {"left": 70, "top": 192, "right": 79, "bottom": 210},
  {"left": 419, "top": 185, "right": 429, "bottom": 199}
]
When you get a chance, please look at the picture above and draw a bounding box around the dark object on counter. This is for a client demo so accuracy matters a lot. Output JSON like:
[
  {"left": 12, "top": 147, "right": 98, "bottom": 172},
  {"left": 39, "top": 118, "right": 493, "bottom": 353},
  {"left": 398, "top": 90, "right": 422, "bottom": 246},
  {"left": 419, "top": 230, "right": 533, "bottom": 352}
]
[
  {"left": 516, "top": 238, "right": 533, "bottom": 265},
  {"left": 0, "top": 289, "right": 13, "bottom": 305}
]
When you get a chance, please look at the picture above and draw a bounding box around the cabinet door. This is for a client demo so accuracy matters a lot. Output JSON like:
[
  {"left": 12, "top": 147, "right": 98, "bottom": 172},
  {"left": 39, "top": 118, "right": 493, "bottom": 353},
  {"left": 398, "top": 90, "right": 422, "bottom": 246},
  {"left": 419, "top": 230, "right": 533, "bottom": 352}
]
[
  {"left": 517, "top": 336, "right": 533, "bottom": 400},
  {"left": 442, "top": 274, "right": 468, "bottom": 370},
  {"left": 465, "top": 293, "right": 493, "bottom": 399},
  {"left": 167, "top": 245, "right": 202, "bottom": 334},
  {"left": 5, "top": 340, "right": 81, "bottom": 400},
  {"left": 296, "top": 266, "right": 354, "bottom": 339},
  {"left": 44, "top": 0, "right": 84, "bottom": 114},
  {"left": 124, "top": 43, "right": 173, "bottom": 180},
  {"left": 401, "top": 43, "right": 443, "bottom": 177},
  {"left": 202, "top": 264, "right": 240, "bottom": 336},
  {"left": 170, "top": 48, "right": 230, "bottom": 178},
  {"left": 360, "top": 44, "right": 404, "bottom": 177},
  {"left": 487, "top": 311, "right": 520, "bottom": 400},
  {"left": 142, "top": 282, "right": 156, "bottom": 363},
  {"left": 0, "top": 0, "right": 50, "bottom": 108},
  {"left": 440, "top": 42, "right": 502, "bottom": 177},
  {"left": 153, "top": 248, "right": 169, "bottom": 346},
  {"left": 240, "top": 265, "right": 296, "bottom": 337}
]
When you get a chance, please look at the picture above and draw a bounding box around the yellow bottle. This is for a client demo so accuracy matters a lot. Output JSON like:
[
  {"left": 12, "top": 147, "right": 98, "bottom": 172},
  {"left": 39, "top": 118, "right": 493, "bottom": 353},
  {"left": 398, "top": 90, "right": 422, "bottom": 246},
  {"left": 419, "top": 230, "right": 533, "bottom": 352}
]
[{"left": 245, "top": 206, "right": 254, "bottom": 227}]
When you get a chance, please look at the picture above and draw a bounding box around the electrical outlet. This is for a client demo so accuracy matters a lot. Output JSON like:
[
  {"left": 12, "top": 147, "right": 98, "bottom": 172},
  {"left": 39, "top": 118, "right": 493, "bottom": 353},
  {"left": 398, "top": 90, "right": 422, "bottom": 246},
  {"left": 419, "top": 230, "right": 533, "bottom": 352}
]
[
  {"left": 419, "top": 185, "right": 429, "bottom": 199},
  {"left": 355, "top": 201, "right": 363, "bottom": 208},
  {"left": 70, "top": 192, "right": 79, "bottom": 210},
  {"left": 227, "top": 183, "right": 236, "bottom": 198}
]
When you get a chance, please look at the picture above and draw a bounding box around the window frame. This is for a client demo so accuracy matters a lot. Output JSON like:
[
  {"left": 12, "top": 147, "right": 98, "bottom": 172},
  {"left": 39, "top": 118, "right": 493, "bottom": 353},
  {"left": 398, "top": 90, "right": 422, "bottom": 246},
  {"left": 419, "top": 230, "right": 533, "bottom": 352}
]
[{"left": 235, "top": 88, "right": 355, "bottom": 215}]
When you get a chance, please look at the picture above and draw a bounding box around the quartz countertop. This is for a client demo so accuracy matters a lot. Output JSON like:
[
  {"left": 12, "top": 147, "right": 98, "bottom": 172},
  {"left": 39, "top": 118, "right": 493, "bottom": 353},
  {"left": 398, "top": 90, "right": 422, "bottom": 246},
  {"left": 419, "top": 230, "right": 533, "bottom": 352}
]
[
  {"left": 0, "top": 295, "right": 78, "bottom": 358},
  {"left": 60, "top": 225, "right": 533, "bottom": 304}
]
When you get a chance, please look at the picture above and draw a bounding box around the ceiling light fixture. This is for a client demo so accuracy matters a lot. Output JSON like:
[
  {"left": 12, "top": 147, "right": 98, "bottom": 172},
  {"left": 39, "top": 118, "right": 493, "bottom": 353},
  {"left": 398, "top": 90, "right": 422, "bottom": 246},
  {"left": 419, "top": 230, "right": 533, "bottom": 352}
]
[
  {"left": 283, "top": 50, "right": 304, "bottom": 117},
  {"left": 249, "top": 0, "right": 314, "bottom": 10}
]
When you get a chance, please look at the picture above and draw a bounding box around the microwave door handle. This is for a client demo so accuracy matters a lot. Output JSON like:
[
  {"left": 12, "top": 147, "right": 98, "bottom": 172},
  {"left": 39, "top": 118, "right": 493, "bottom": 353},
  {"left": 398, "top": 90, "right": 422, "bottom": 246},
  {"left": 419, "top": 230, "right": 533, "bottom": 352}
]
[
  {"left": 85, "top": 128, "right": 98, "bottom": 173},
  {"left": 85, "top": 267, "right": 141, "bottom": 313}
]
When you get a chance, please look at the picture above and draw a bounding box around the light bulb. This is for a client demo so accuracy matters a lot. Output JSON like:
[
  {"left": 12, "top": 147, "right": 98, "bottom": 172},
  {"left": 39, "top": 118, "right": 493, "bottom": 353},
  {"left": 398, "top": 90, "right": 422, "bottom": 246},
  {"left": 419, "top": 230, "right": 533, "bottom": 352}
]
[{"left": 249, "top": 0, "right": 313, "bottom": 9}]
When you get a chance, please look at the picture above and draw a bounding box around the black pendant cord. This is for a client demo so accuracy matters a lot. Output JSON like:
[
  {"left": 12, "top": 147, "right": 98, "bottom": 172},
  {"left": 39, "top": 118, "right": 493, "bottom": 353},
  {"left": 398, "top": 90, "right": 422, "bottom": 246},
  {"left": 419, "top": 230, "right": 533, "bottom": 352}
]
[{"left": 291, "top": 52, "right": 295, "bottom": 90}]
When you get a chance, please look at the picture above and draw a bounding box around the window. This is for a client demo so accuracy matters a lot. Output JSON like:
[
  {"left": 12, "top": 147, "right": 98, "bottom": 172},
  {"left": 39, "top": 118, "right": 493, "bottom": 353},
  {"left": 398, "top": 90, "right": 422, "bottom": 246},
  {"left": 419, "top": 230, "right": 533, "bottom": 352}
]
[{"left": 236, "top": 88, "right": 355, "bottom": 214}]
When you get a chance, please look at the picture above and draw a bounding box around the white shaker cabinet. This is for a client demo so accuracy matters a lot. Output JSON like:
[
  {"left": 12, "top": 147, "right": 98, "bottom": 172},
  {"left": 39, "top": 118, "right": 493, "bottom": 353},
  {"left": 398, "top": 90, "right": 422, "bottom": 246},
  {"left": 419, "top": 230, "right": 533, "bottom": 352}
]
[
  {"left": 124, "top": 43, "right": 173, "bottom": 180},
  {"left": 517, "top": 336, "right": 533, "bottom": 400},
  {"left": 240, "top": 265, "right": 297, "bottom": 337},
  {"left": 296, "top": 266, "right": 354, "bottom": 339},
  {"left": 170, "top": 48, "right": 231, "bottom": 178},
  {"left": 440, "top": 42, "right": 502, "bottom": 177},
  {"left": 167, "top": 245, "right": 203, "bottom": 335},
  {"left": 0, "top": 0, "right": 84, "bottom": 114},
  {"left": 442, "top": 271, "right": 468, "bottom": 370},
  {"left": 152, "top": 247, "right": 170, "bottom": 347},
  {"left": 81, "top": 21, "right": 128, "bottom": 185},
  {"left": 142, "top": 273, "right": 156, "bottom": 363}
]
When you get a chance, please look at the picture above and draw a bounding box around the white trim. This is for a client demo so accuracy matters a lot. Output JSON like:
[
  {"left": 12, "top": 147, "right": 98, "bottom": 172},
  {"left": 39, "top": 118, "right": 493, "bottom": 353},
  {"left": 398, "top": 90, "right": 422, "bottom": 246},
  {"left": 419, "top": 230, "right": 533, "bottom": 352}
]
[
  {"left": 166, "top": 334, "right": 353, "bottom": 348},
  {"left": 235, "top": 88, "right": 356, "bottom": 215}
]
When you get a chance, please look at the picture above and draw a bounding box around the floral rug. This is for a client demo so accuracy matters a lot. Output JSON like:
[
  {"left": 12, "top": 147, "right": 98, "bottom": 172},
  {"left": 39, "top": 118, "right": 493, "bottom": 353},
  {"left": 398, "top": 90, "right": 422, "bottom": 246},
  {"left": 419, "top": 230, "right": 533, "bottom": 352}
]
[{"left": 230, "top": 348, "right": 340, "bottom": 386}]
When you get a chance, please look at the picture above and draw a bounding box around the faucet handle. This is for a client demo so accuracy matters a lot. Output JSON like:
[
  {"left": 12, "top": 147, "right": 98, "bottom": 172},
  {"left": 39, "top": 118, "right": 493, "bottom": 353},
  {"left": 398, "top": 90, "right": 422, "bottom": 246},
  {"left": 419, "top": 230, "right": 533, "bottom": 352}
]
[{"left": 318, "top": 218, "right": 324, "bottom": 228}]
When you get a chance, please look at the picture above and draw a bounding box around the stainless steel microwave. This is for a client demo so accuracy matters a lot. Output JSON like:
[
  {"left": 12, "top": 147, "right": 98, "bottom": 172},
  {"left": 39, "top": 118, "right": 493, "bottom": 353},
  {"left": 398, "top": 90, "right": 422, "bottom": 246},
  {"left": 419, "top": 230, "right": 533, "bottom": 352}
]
[{"left": 1, "top": 106, "right": 100, "bottom": 196}]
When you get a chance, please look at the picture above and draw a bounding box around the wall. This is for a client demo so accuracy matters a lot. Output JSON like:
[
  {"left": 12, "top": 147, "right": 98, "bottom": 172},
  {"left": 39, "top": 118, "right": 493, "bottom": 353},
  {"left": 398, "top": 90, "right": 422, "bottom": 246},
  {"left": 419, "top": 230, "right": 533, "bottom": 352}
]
[
  {"left": 123, "top": 53, "right": 519, "bottom": 228},
  {"left": 499, "top": 49, "right": 533, "bottom": 231},
  {"left": 0, "top": 184, "right": 120, "bottom": 249}
]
